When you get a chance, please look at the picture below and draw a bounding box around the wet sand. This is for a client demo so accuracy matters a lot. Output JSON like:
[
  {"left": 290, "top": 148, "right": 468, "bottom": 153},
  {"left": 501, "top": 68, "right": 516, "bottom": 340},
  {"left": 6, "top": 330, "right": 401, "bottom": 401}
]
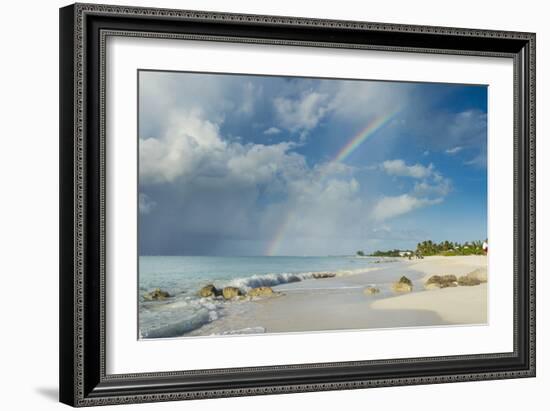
[{"left": 187, "top": 255, "right": 487, "bottom": 336}]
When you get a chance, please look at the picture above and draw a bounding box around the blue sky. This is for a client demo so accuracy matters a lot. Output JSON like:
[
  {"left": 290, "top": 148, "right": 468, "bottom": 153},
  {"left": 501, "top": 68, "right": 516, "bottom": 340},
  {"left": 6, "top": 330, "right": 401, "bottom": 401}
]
[{"left": 138, "top": 70, "right": 487, "bottom": 256}]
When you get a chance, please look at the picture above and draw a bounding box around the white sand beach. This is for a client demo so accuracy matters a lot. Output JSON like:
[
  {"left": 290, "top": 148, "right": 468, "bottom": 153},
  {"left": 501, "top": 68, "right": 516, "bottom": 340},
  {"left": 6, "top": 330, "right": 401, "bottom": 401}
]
[
  {"left": 370, "top": 283, "right": 487, "bottom": 324},
  {"left": 371, "top": 255, "right": 487, "bottom": 324},
  {"left": 407, "top": 255, "right": 487, "bottom": 283},
  {"left": 185, "top": 255, "right": 487, "bottom": 336}
]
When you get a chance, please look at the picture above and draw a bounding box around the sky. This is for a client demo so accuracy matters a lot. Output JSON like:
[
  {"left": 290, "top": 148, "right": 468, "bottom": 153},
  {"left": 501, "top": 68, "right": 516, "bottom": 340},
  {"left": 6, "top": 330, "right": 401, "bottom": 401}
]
[{"left": 138, "top": 70, "right": 487, "bottom": 256}]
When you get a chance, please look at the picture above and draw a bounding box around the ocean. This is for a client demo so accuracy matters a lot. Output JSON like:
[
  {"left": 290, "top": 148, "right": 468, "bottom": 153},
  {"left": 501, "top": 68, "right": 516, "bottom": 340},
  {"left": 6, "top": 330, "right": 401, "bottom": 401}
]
[{"left": 138, "top": 255, "right": 399, "bottom": 339}]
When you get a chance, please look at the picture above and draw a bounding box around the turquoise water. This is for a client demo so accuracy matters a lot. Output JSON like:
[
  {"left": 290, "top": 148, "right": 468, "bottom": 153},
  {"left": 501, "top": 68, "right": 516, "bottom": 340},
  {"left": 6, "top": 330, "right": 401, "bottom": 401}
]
[
  {"left": 140, "top": 255, "right": 382, "bottom": 294},
  {"left": 138, "top": 255, "right": 392, "bottom": 339}
]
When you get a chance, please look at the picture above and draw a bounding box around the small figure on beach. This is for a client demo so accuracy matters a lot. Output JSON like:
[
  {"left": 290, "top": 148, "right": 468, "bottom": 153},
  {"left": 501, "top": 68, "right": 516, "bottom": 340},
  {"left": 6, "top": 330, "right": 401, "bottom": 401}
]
[{"left": 482, "top": 240, "right": 488, "bottom": 255}]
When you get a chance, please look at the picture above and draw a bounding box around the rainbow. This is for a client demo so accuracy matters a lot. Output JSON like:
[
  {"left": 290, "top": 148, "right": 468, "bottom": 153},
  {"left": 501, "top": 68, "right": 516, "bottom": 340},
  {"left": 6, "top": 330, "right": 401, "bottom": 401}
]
[
  {"left": 264, "top": 109, "right": 401, "bottom": 256},
  {"left": 332, "top": 109, "right": 401, "bottom": 163},
  {"left": 265, "top": 210, "right": 295, "bottom": 257}
]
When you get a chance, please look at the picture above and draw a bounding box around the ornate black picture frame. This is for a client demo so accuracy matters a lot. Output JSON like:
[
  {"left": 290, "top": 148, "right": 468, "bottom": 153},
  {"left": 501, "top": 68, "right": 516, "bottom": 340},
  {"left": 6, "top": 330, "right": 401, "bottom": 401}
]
[{"left": 59, "top": 3, "right": 535, "bottom": 407}]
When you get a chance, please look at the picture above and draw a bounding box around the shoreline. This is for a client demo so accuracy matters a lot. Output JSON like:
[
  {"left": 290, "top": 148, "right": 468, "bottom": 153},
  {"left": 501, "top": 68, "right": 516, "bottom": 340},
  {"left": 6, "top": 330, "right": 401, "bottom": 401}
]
[
  {"left": 371, "top": 255, "right": 487, "bottom": 325},
  {"left": 178, "top": 255, "right": 488, "bottom": 337}
]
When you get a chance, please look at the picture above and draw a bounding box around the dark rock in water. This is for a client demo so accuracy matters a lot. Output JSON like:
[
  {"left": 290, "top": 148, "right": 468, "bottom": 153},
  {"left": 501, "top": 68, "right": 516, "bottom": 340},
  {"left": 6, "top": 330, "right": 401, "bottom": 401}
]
[
  {"left": 312, "top": 272, "right": 336, "bottom": 279},
  {"left": 143, "top": 288, "right": 171, "bottom": 301},
  {"left": 425, "top": 275, "right": 458, "bottom": 289},
  {"left": 222, "top": 286, "right": 243, "bottom": 300},
  {"left": 247, "top": 286, "right": 275, "bottom": 297},
  {"left": 392, "top": 276, "right": 413, "bottom": 292},
  {"left": 458, "top": 276, "right": 482, "bottom": 286},
  {"left": 363, "top": 286, "right": 380, "bottom": 295},
  {"left": 398, "top": 276, "right": 413, "bottom": 286},
  {"left": 199, "top": 284, "right": 221, "bottom": 298},
  {"left": 442, "top": 274, "right": 458, "bottom": 283},
  {"left": 392, "top": 282, "right": 413, "bottom": 293}
]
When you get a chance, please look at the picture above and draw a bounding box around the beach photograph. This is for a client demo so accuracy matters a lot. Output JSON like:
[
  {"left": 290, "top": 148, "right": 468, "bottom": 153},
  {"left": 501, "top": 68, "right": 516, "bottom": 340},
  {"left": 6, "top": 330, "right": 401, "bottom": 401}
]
[{"left": 138, "top": 70, "right": 488, "bottom": 339}]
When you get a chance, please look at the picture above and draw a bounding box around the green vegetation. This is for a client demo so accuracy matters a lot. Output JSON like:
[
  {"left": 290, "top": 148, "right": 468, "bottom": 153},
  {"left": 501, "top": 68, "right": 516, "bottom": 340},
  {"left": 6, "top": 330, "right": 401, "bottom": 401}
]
[
  {"left": 364, "top": 240, "right": 486, "bottom": 258},
  {"left": 356, "top": 250, "right": 365, "bottom": 256},
  {"left": 415, "top": 240, "right": 485, "bottom": 256},
  {"left": 369, "top": 249, "right": 412, "bottom": 257}
]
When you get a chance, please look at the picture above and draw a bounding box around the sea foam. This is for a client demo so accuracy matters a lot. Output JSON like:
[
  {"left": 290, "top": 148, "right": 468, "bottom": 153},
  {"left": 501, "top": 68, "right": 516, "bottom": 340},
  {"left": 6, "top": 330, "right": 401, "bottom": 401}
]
[
  {"left": 227, "top": 267, "right": 378, "bottom": 291},
  {"left": 141, "top": 308, "right": 211, "bottom": 338}
]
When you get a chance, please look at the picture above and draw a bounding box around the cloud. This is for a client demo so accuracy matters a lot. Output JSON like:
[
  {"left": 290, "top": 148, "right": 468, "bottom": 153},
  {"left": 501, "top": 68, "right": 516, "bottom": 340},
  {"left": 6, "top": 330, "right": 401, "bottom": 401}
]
[
  {"left": 445, "top": 146, "right": 463, "bottom": 155},
  {"left": 449, "top": 111, "right": 486, "bottom": 141},
  {"left": 238, "top": 81, "right": 261, "bottom": 115},
  {"left": 371, "top": 194, "right": 442, "bottom": 221},
  {"left": 263, "top": 127, "right": 281, "bottom": 135},
  {"left": 328, "top": 80, "right": 413, "bottom": 122},
  {"left": 137, "top": 71, "right": 482, "bottom": 255},
  {"left": 465, "top": 154, "right": 487, "bottom": 168},
  {"left": 409, "top": 109, "right": 487, "bottom": 167},
  {"left": 138, "top": 72, "right": 270, "bottom": 140},
  {"left": 139, "top": 109, "right": 226, "bottom": 184},
  {"left": 366, "top": 225, "right": 429, "bottom": 241},
  {"left": 413, "top": 178, "right": 452, "bottom": 197},
  {"left": 257, "top": 175, "right": 368, "bottom": 255},
  {"left": 140, "top": 108, "right": 309, "bottom": 186},
  {"left": 226, "top": 141, "right": 305, "bottom": 187},
  {"left": 381, "top": 159, "right": 434, "bottom": 179},
  {"left": 140, "top": 107, "right": 455, "bottom": 250},
  {"left": 138, "top": 106, "right": 371, "bottom": 255},
  {"left": 140, "top": 71, "right": 413, "bottom": 147},
  {"left": 273, "top": 91, "right": 332, "bottom": 131},
  {"left": 139, "top": 193, "right": 156, "bottom": 214},
  {"left": 373, "top": 159, "right": 451, "bottom": 221}
]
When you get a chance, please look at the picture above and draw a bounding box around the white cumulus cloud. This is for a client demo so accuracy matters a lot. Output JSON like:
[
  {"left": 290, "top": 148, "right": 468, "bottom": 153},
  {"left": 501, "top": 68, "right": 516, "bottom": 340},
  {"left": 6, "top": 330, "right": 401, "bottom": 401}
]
[
  {"left": 263, "top": 127, "right": 281, "bottom": 135},
  {"left": 371, "top": 194, "right": 442, "bottom": 221},
  {"left": 140, "top": 108, "right": 310, "bottom": 189},
  {"left": 139, "top": 109, "right": 225, "bottom": 184},
  {"left": 382, "top": 159, "right": 434, "bottom": 179},
  {"left": 413, "top": 178, "right": 452, "bottom": 197},
  {"left": 372, "top": 159, "right": 451, "bottom": 221}
]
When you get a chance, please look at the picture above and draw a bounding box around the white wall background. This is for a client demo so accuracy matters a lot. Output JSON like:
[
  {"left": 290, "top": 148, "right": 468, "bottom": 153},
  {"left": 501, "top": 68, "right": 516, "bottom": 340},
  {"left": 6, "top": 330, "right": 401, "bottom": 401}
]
[{"left": 0, "top": 0, "right": 546, "bottom": 409}]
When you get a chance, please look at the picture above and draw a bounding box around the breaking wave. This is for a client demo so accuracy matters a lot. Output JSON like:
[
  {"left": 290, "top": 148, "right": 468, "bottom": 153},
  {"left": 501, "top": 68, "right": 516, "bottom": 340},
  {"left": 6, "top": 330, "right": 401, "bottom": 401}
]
[
  {"left": 227, "top": 267, "right": 378, "bottom": 291},
  {"left": 140, "top": 308, "right": 211, "bottom": 339},
  {"left": 139, "top": 297, "right": 225, "bottom": 339},
  {"left": 139, "top": 259, "right": 386, "bottom": 339}
]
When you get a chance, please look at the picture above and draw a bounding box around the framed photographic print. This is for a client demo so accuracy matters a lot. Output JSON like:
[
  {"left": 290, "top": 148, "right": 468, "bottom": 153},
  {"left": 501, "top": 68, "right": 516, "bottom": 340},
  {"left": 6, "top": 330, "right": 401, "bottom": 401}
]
[{"left": 59, "top": 3, "right": 536, "bottom": 407}]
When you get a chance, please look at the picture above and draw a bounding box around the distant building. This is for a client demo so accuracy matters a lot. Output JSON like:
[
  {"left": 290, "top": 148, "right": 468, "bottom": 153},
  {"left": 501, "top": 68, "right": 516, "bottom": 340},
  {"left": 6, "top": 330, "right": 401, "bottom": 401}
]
[{"left": 399, "top": 251, "right": 412, "bottom": 257}]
